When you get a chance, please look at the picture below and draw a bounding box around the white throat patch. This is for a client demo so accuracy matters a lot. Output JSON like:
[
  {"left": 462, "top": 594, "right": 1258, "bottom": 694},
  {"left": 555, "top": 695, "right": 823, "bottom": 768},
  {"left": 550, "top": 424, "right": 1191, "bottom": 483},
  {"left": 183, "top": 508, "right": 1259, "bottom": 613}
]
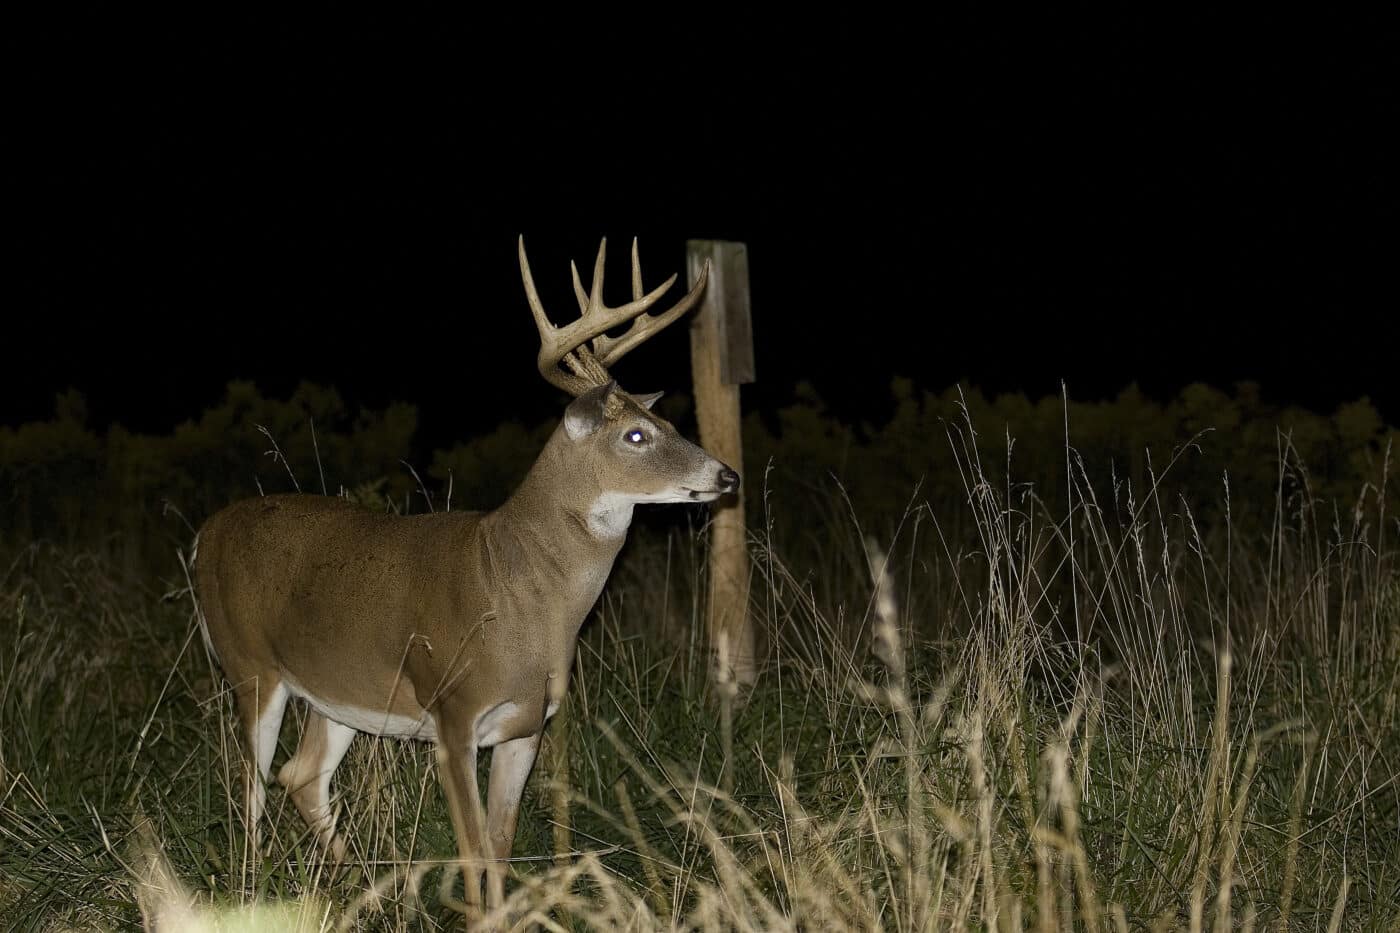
[{"left": 588, "top": 493, "right": 636, "bottom": 539}]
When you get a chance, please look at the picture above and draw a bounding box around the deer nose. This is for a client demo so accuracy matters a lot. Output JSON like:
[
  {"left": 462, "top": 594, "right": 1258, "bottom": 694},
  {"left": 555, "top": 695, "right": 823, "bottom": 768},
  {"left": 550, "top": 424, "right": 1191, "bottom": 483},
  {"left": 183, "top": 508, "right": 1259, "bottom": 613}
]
[{"left": 718, "top": 467, "right": 740, "bottom": 492}]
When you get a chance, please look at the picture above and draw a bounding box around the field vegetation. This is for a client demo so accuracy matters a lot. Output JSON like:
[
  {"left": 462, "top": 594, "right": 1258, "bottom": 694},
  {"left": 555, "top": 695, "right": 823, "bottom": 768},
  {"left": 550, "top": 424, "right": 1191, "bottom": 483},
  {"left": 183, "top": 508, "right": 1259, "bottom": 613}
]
[{"left": 2, "top": 381, "right": 1397, "bottom": 929}]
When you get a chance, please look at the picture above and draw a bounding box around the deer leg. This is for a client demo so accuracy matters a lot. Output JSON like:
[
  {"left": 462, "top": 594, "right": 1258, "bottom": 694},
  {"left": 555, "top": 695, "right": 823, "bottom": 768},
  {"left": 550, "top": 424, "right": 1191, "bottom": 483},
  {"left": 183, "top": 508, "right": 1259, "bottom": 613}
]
[
  {"left": 484, "top": 733, "right": 542, "bottom": 907},
  {"left": 236, "top": 677, "right": 289, "bottom": 848},
  {"left": 435, "top": 721, "right": 489, "bottom": 920},
  {"left": 277, "top": 708, "right": 357, "bottom": 862}
]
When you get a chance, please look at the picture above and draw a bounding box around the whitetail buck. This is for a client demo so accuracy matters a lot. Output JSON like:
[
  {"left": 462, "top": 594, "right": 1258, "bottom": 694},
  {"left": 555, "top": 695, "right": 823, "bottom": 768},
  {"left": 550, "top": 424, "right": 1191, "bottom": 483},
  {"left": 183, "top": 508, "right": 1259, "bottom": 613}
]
[{"left": 193, "top": 237, "right": 737, "bottom": 919}]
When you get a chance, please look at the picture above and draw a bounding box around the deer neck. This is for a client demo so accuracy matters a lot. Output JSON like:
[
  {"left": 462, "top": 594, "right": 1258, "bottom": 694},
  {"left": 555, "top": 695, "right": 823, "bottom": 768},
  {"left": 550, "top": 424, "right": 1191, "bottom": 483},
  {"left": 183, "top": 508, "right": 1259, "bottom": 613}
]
[{"left": 483, "top": 429, "right": 632, "bottom": 602}]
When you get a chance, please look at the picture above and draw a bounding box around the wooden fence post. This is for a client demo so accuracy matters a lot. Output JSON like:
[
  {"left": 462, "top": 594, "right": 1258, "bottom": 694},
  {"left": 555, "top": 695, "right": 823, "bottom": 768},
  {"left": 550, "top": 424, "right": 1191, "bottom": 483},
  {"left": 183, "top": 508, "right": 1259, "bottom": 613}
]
[{"left": 686, "top": 240, "right": 757, "bottom": 687}]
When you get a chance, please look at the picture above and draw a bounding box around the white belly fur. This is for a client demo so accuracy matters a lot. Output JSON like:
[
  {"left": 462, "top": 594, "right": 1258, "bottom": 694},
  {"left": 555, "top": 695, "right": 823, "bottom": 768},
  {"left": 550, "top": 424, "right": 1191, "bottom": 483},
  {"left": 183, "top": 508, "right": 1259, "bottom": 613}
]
[
  {"left": 283, "top": 676, "right": 438, "bottom": 741},
  {"left": 283, "top": 680, "right": 564, "bottom": 747}
]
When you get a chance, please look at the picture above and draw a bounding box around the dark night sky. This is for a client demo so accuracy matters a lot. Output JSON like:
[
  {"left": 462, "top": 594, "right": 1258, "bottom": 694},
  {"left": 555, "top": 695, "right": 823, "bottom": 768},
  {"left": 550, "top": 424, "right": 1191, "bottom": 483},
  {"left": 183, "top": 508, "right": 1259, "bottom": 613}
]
[{"left": 7, "top": 13, "right": 1397, "bottom": 450}]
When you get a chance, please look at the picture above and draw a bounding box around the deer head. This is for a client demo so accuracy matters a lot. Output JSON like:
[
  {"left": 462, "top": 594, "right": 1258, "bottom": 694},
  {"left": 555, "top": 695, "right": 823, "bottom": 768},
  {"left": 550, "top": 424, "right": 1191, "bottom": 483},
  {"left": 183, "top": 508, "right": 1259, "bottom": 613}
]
[{"left": 518, "top": 238, "right": 737, "bottom": 535}]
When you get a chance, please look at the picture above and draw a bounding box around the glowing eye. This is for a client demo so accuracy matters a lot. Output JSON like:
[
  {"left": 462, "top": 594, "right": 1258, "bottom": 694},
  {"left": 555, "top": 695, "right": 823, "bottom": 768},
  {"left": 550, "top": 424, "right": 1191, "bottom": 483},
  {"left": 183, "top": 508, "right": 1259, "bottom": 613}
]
[{"left": 625, "top": 429, "right": 646, "bottom": 444}]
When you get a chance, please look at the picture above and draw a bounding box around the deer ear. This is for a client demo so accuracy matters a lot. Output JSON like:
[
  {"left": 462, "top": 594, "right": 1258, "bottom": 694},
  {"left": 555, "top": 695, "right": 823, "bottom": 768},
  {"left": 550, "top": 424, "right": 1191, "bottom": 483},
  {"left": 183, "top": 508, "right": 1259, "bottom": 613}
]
[
  {"left": 633, "top": 391, "right": 664, "bottom": 410},
  {"left": 564, "top": 381, "right": 617, "bottom": 439}
]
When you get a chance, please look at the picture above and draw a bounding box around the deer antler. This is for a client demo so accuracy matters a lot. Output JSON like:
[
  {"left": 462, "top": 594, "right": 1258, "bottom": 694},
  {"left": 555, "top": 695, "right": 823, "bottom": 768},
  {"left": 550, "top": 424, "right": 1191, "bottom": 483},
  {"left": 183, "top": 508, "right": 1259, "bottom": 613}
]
[{"left": 519, "top": 236, "right": 709, "bottom": 396}]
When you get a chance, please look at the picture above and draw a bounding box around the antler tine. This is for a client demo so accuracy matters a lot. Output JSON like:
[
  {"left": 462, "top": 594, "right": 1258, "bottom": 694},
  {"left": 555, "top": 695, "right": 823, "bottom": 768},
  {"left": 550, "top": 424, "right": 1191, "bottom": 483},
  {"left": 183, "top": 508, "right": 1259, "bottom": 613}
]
[
  {"left": 519, "top": 236, "right": 593, "bottom": 395},
  {"left": 518, "top": 235, "right": 556, "bottom": 338},
  {"left": 592, "top": 259, "right": 709, "bottom": 367},
  {"left": 631, "top": 238, "right": 644, "bottom": 301},
  {"left": 589, "top": 238, "right": 608, "bottom": 311},
  {"left": 570, "top": 260, "right": 588, "bottom": 314}
]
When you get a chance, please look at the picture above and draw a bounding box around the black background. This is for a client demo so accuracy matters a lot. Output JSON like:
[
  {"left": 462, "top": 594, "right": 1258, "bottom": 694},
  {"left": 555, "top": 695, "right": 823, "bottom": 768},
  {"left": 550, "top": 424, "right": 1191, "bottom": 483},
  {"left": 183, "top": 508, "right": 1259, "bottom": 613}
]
[{"left": 8, "top": 12, "right": 1396, "bottom": 450}]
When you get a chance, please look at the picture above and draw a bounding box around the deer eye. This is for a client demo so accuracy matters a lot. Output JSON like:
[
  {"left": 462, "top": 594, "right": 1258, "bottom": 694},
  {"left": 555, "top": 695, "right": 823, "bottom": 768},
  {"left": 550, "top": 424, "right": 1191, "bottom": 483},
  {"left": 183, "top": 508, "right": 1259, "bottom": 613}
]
[{"left": 624, "top": 429, "right": 647, "bottom": 445}]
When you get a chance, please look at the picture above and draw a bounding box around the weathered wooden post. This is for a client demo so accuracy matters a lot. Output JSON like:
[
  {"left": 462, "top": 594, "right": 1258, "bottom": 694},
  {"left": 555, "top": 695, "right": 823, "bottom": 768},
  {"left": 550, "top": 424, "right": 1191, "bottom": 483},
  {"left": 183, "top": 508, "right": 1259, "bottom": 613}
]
[{"left": 686, "top": 240, "right": 758, "bottom": 688}]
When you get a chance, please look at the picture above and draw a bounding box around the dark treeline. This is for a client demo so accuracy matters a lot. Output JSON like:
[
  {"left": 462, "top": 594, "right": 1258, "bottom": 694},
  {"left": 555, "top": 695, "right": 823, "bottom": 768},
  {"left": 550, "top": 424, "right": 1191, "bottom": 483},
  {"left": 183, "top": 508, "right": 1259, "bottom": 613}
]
[{"left": 2, "top": 379, "right": 1395, "bottom": 577}]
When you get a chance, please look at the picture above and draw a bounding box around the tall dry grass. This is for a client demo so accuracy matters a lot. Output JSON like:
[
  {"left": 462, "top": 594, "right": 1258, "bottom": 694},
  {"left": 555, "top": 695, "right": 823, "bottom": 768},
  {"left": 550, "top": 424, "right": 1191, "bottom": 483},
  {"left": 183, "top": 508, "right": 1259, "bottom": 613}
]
[{"left": 1, "top": 411, "right": 1397, "bottom": 929}]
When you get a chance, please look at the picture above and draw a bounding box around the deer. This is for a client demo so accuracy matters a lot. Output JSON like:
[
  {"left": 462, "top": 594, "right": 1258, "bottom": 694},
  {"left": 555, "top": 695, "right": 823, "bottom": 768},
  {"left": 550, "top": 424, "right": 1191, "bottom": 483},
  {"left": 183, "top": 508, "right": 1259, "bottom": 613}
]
[{"left": 192, "top": 236, "right": 738, "bottom": 920}]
